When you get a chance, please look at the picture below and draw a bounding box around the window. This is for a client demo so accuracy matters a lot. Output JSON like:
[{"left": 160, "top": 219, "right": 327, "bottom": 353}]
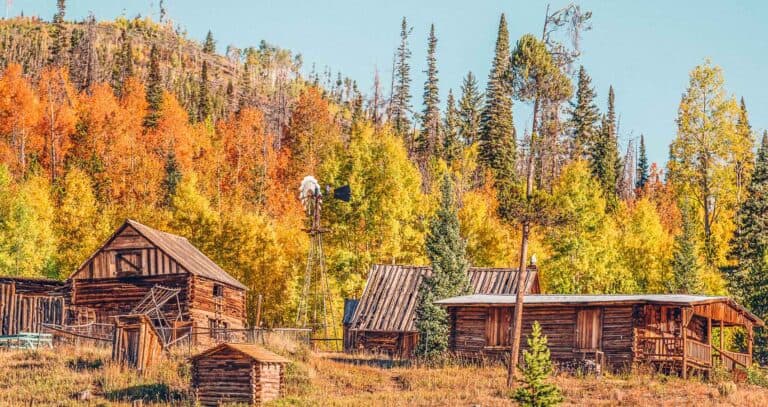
[
  {"left": 213, "top": 283, "right": 224, "bottom": 298},
  {"left": 209, "top": 318, "right": 229, "bottom": 339},
  {"left": 116, "top": 250, "right": 142, "bottom": 276},
  {"left": 575, "top": 308, "right": 603, "bottom": 351},
  {"left": 486, "top": 308, "right": 512, "bottom": 347}
]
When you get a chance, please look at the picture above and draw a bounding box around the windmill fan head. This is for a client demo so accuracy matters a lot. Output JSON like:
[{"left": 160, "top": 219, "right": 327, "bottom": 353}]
[{"left": 299, "top": 175, "right": 321, "bottom": 212}]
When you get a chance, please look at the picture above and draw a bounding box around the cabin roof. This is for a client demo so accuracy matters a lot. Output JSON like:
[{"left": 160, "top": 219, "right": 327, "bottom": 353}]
[
  {"left": 71, "top": 219, "right": 246, "bottom": 290},
  {"left": 436, "top": 294, "right": 764, "bottom": 326},
  {"left": 191, "top": 343, "right": 289, "bottom": 364},
  {"left": 347, "top": 264, "right": 540, "bottom": 332}
]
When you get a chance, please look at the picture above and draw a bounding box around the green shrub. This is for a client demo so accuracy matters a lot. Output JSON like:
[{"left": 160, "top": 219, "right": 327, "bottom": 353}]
[{"left": 511, "top": 321, "right": 563, "bottom": 407}]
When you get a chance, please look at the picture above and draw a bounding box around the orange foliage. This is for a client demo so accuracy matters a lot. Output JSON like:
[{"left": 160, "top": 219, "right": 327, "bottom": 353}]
[
  {"left": 37, "top": 67, "right": 77, "bottom": 182},
  {"left": 285, "top": 87, "right": 338, "bottom": 176},
  {"left": 0, "top": 64, "right": 41, "bottom": 176},
  {"left": 641, "top": 163, "right": 681, "bottom": 234}
]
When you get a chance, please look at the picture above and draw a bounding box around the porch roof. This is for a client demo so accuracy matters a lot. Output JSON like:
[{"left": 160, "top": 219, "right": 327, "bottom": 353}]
[{"left": 435, "top": 294, "right": 764, "bottom": 326}]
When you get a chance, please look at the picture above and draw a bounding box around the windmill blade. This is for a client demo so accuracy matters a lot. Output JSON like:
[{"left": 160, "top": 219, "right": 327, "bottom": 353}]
[{"left": 333, "top": 185, "right": 351, "bottom": 202}]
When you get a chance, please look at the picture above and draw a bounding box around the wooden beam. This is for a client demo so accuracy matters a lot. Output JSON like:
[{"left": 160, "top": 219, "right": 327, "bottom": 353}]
[{"left": 720, "top": 319, "right": 725, "bottom": 365}]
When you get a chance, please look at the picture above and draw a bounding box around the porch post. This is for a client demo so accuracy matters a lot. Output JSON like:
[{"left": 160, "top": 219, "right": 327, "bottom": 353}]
[
  {"left": 720, "top": 319, "right": 724, "bottom": 365},
  {"left": 707, "top": 316, "right": 712, "bottom": 368},
  {"left": 681, "top": 309, "right": 687, "bottom": 379},
  {"left": 748, "top": 324, "right": 753, "bottom": 366}
]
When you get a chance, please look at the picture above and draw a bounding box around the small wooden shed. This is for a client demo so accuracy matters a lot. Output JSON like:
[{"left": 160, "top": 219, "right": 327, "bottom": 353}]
[
  {"left": 112, "top": 314, "right": 164, "bottom": 373},
  {"left": 191, "top": 343, "right": 289, "bottom": 406}
]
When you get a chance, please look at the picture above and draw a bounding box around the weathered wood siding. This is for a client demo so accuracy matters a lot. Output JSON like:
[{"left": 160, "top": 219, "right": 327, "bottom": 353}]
[
  {"left": 68, "top": 274, "right": 190, "bottom": 324},
  {"left": 73, "top": 225, "right": 188, "bottom": 279},
  {"left": 347, "top": 331, "right": 418, "bottom": 357},
  {"left": 192, "top": 347, "right": 255, "bottom": 406},
  {"left": 0, "top": 279, "right": 64, "bottom": 335},
  {"left": 189, "top": 275, "right": 246, "bottom": 331},
  {"left": 448, "top": 304, "right": 634, "bottom": 371},
  {"left": 112, "top": 315, "right": 163, "bottom": 373},
  {"left": 256, "top": 362, "right": 284, "bottom": 403}
]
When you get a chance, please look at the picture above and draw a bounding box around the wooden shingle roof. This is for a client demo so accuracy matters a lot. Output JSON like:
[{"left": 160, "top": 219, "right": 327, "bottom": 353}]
[
  {"left": 191, "top": 343, "right": 290, "bottom": 363},
  {"left": 347, "top": 264, "right": 539, "bottom": 332}
]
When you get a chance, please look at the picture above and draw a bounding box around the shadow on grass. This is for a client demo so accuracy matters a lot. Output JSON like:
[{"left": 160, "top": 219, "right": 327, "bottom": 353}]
[
  {"left": 66, "top": 356, "right": 103, "bottom": 371},
  {"left": 104, "top": 383, "right": 188, "bottom": 403},
  {"left": 327, "top": 357, "right": 411, "bottom": 369}
]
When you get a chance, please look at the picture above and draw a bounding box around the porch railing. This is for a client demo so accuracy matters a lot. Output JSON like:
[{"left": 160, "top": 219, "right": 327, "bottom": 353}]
[
  {"left": 685, "top": 339, "right": 711, "bottom": 366},
  {"left": 637, "top": 337, "right": 712, "bottom": 366},
  {"left": 714, "top": 347, "right": 751, "bottom": 370}
]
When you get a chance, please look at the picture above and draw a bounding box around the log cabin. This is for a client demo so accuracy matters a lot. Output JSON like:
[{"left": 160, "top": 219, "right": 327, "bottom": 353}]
[
  {"left": 191, "top": 343, "right": 288, "bottom": 405},
  {"left": 0, "top": 276, "right": 65, "bottom": 335},
  {"left": 343, "top": 264, "right": 540, "bottom": 357},
  {"left": 67, "top": 219, "right": 247, "bottom": 343},
  {"left": 436, "top": 294, "right": 764, "bottom": 377}
]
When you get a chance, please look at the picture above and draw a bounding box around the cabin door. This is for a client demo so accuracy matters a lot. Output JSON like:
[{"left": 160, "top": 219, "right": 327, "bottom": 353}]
[{"left": 575, "top": 308, "right": 602, "bottom": 351}]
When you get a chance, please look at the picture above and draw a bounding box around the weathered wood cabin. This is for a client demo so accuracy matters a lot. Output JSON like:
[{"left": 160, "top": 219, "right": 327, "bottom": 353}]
[
  {"left": 112, "top": 314, "right": 164, "bottom": 373},
  {"left": 436, "top": 294, "right": 763, "bottom": 376},
  {"left": 0, "top": 277, "right": 65, "bottom": 335},
  {"left": 67, "top": 219, "right": 247, "bottom": 341},
  {"left": 344, "top": 264, "right": 540, "bottom": 357},
  {"left": 191, "top": 343, "right": 288, "bottom": 406}
]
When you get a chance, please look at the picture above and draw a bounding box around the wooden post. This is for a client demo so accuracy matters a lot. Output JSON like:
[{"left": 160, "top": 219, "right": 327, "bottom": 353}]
[
  {"left": 707, "top": 316, "right": 712, "bottom": 369},
  {"left": 681, "top": 314, "right": 687, "bottom": 379},
  {"left": 720, "top": 319, "right": 724, "bottom": 365},
  {"left": 748, "top": 324, "right": 753, "bottom": 366},
  {"left": 255, "top": 294, "right": 263, "bottom": 330}
]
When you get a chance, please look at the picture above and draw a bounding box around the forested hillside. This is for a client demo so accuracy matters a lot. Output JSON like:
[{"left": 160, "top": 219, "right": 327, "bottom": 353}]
[{"left": 0, "top": 2, "right": 767, "bottom": 360}]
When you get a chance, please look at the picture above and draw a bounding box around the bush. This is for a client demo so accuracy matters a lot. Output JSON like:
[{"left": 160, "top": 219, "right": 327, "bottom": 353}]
[
  {"left": 511, "top": 321, "right": 563, "bottom": 407},
  {"left": 748, "top": 364, "right": 768, "bottom": 388}
]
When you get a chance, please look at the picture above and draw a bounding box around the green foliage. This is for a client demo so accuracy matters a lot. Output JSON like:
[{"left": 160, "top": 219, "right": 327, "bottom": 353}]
[
  {"left": 458, "top": 71, "right": 483, "bottom": 145},
  {"left": 479, "top": 14, "right": 516, "bottom": 186},
  {"left": 570, "top": 66, "right": 600, "bottom": 160},
  {"left": 161, "top": 151, "right": 182, "bottom": 208},
  {"left": 391, "top": 17, "right": 413, "bottom": 137},
  {"left": 617, "top": 199, "right": 672, "bottom": 292},
  {"left": 442, "top": 90, "right": 461, "bottom": 164},
  {"left": 669, "top": 204, "right": 703, "bottom": 294},
  {"left": 511, "top": 321, "right": 563, "bottom": 407},
  {"left": 590, "top": 87, "right": 620, "bottom": 209},
  {"left": 203, "top": 30, "right": 216, "bottom": 54},
  {"left": 198, "top": 60, "right": 211, "bottom": 121},
  {"left": 416, "top": 24, "right": 440, "bottom": 160},
  {"left": 415, "top": 175, "right": 470, "bottom": 359},
  {"left": 143, "top": 44, "right": 163, "bottom": 129},
  {"left": 636, "top": 135, "right": 649, "bottom": 190}
]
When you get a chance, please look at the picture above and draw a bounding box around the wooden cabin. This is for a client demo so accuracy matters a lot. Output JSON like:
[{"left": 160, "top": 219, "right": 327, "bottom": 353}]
[
  {"left": 191, "top": 343, "right": 289, "bottom": 406},
  {"left": 344, "top": 264, "right": 540, "bottom": 357},
  {"left": 67, "top": 219, "right": 247, "bottom": 343},
  {"left": 436, "top": 294, "right": 764, "bottom": 377},
  {"left": 112, "top": 314, "right": 164, "bottom": 373},
  {"left": 0, "top": 277, "right": 65, "bottom": 335}
]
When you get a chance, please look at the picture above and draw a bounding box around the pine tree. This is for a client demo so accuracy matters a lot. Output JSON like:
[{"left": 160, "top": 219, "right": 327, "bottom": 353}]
[
  {"left": 49, "top": 0, "right": 67, "bottom": 66},
  {"left": 143, "top": 44, "right": 163, "bottom": 129},
  {"left": 590, "top": 87, "right": 620, "bottom": 209},
  {"left": 570, "top": 65, "right": 599, "bottom": 159},
  {"left": 669, "top": 205, "right": 703, "bottom": 294},
  {"left": 636, "top": 134, "right": 649, "bottom": 190},
  {"left": 511, "top": 321, "right": 563, "bottom": 407},
  {"left": 391, "top": 17, "right": 412, "bottom": 137},
  {"left": 479, "top": 14, "right": 516, "bottom": 184},
  {"left": 162, "top": 150, "right": 183, "bottom": 207},
  {"left": 416, "top": 24, "right": 440, "bottom": 159},
  {"left": 198, "top": 60, "right": 211, "bottom": 122},
  {"left": 415, "top": 175, "right": 471, "bottom": 359},
  {"left": 443, "top": 90, "right": 461, "bottom": 164},
  {"left": 203, "top": 30, "right": 216, "bottom": 54},
  {"left": 111, "top": 30, "right": 134, "bottom": 96},
  {"left": 458, "top": 71, "right": 483, "bottom": 145}
]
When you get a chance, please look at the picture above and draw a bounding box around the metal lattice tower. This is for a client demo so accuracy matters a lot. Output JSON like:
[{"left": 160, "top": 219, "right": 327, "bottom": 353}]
[{"left": 296, "top": 177, "right": 338, "bottom": 348}]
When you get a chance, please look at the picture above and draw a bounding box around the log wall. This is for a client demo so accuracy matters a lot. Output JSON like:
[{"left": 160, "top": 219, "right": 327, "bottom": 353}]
[
  {"left": 189, "top": 276, "right": 246, "bottom": 344},
  {"left": 0, "top": 279, "right": 64, "bottom": 335},
  {"left": 448, "top": 304, "right": 635, "bottom": 371},
  {"left": 192, "top": 347, "right": 255, "bottom": 406},
  {"left": 347, "top": 331, "right": 418, "bottom": 357}
]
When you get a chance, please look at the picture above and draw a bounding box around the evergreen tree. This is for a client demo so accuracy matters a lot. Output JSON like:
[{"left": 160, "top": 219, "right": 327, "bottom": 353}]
[
  {"left": 198, "top": 60, "right": 211, "bottom": 122},
  {"left": 203, "top": 30, "right": 216, "bottom": 54},
  {"left": 570, "top": 65, "right": 599, "bottom": 159},
  {"left": 49, "top": 0, "right": 67, "bottom": 66},
  {"left": 415, "top": 175, "right": 471, "bottom": 359},
  {"left": 636, "top": 134, "right": 649, "bottom": 190},
  {"left": 143, "top": 44, "right": 163, "bottom": 129},
  {"left": 111, "top": 30, "right": 134, "bottom": 96},
  {"left": 162, "top": 150, "right": 183, "bottom": 207},
  {"left": 458, "top": 71, "right": 483, "bottom": 145},
  {"left": 391, "top": 17, "right": 413, "bottom": 137},
  {"left": 669, "top": 205, "right": 703, "bottom": 294},
  {"left": 479, "top": 14, "right": 516, "bottom": 184},
  {"left": 590, "top": 87, "right": 620, "bottom": 209},
  {"left": 416, "top": 24, "right": 440, "bottom": 159},
  {"left": 443, "top": 89, "right": 461, "bottom": 164},
  {"left": 511, "top": 321, "right": 563, "bottom": 407}
]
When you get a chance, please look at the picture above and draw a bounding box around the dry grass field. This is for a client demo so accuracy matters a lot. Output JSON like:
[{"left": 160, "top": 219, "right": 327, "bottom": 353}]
[{"left": 1, "top": 342, "right": 768, "bottom": 406}]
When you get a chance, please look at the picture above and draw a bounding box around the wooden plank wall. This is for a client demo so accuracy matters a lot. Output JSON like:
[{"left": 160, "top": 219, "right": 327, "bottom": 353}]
[
  {"left": 0, "top": 281, "right": 64, "bottom": 335},
  {"left": 75, "top": 226, "right": 187, "bottom": 279},
  {"left": 255, "top": 362, "right": 284, "bottom": 403},
  {"left": 189, "top": 276, "right": 246, "bottom": 338},
  {"left": 192, "top": 347, "right": 255, "bottom": 406},
  {"left": 69, "top": 274, "right": 190, "bottom": 324},
  {"left": 112, "top": 316, "right": 163, "bottom": 372},
  {"left": 449, "top": 305, "right": 635, "bottom": 371}
]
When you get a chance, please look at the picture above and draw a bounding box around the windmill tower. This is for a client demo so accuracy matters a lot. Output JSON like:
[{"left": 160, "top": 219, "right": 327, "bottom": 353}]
[{"left": 295, "top": 176, "right": 349, "bottom": 348}]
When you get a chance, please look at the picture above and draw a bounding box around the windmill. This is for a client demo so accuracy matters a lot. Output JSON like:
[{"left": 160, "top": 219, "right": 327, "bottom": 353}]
[{"left": 295, "top": 176, "right": 350, "bottom": 349}]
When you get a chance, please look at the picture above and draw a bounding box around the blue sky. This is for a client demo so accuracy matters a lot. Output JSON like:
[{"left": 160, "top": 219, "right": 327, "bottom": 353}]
[{"left": 10, "top": 1, "right": 768, "bottom": 166}]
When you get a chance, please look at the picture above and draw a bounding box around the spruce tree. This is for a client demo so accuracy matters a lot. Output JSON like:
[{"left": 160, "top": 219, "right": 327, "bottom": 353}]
[
  {"left": 570, "top": 65, "right": 599, "bottom": 159},
  {"left": 443, "top": 90, "right": 461, "bottom": 164},
  {"left": 198, "top": 60, "right": 211, "bottom": 122},
  {"left": 144, "top": 44, "right": 163, "bottom": 129},
  {"left": 112, "top": 30, "right": 134, "bottom": 96},
  {"left": 391, "top": 17, "right": 413, "bottom": 137},
  {"left": 162, "top": 151, "right": 182, "bottom": 208},
  {"left": 636, "top": 134, "right": 649, "bottom": 190},
  {"left": 458, "top": 71, "right": 483, "bottom": 145},
  {"left": 479, "top": 13, "right": 516, "bottom": 184},
  {"left": 416, "top": 24, "right": 440, "bottom": 160},
  {"left": 512, "top": 321, "right": 562, "bottom": 407},
  {"left": 669, "top": 205, "right": 703, "bottom": 294},
  {"left": 49, "top": 0, "right": 67, "bottom": 66},
  {"left": 415, "top": 175, "right": 471, "bottom": 359},
  {"left": 590, "top": 87, "right": 620, "bottom": 209},
  {"left": 730, "top": 133, "right": 768, "bottom": 364},
  {"left": 203, "top": 30, "right": 216, "bottom": 54}
]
